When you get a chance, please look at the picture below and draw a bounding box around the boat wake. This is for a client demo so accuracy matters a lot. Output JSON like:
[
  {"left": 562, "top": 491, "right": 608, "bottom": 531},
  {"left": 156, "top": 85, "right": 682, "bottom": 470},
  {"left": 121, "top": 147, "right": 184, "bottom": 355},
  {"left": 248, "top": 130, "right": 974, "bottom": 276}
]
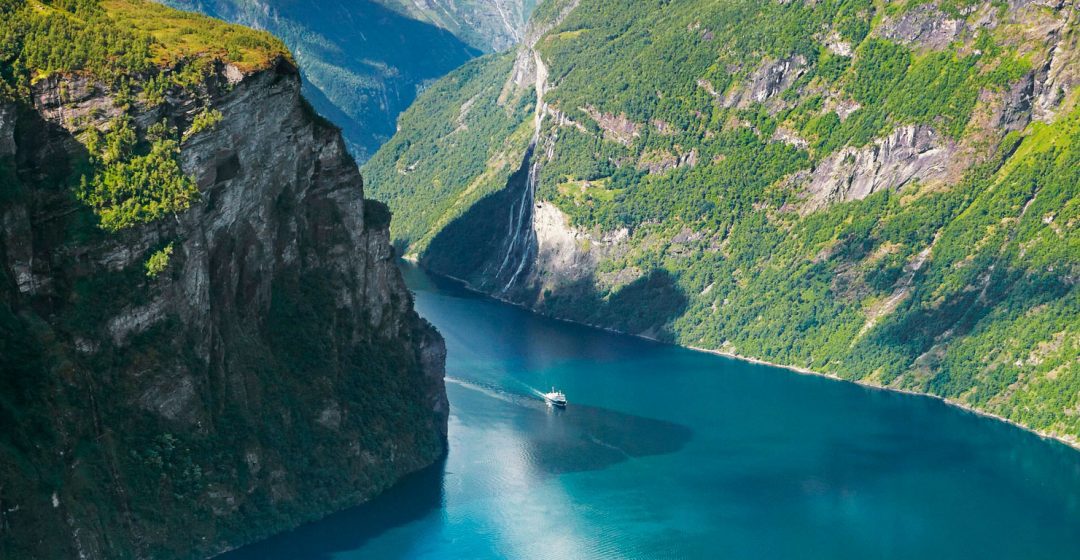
[
  {"left": 445, "top": 376, "right": 550, "bottom": 409},
  {"left": 445, "top": 376, "right": 561, "bottom": 408}
]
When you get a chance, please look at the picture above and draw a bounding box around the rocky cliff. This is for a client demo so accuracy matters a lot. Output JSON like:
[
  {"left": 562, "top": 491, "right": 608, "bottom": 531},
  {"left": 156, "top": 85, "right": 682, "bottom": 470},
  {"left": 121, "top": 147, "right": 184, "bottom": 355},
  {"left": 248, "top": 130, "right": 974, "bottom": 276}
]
[
  {"left": 0, "top": 2, "right": 447, "bottom": 558},
  {"left": 366, "top": 0, "right": 1080, "bottom": 445}
]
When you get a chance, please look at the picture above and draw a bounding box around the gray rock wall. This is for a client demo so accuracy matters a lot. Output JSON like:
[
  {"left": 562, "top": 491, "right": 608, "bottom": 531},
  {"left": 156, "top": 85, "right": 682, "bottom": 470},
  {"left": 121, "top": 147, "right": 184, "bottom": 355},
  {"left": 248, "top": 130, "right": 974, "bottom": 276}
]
[{"left": 0, "top": 58, "right": 446, "bottom": 559}]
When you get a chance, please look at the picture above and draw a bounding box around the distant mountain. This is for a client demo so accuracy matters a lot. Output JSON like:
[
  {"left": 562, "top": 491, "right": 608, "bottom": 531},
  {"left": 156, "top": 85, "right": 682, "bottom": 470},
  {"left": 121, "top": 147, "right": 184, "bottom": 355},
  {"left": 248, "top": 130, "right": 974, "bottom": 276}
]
[
  {"left": 364, "top": 0, "right": 1080, "bottom": 445},
  {"left": 375, "top": 0, "right": 538, "bottom": 52},
  {"left": 161, "top": 0, "right": 482, "bottom": 161}
]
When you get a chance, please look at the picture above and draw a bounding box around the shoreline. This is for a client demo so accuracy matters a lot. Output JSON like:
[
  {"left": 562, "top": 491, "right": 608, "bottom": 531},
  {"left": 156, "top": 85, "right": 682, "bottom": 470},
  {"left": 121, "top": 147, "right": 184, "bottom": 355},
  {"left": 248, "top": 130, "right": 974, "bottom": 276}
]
[
  {"left": 406, "top": 262, "right": 1080, "bottom": 453},
  {"left": 683, "top": 344, "right": 1080, "bottom": 453}
]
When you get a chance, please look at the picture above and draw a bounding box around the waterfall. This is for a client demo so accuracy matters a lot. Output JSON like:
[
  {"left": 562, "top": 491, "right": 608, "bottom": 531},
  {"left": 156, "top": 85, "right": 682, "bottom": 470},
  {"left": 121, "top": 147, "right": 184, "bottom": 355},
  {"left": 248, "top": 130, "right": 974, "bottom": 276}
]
[
  {"left": 494, "top": 145, "right": 537, "bottom": 279},
  {"left": 494, "top": 50, "right": 549, "bottom": 293},
  {"left": 501, "top": 154, "right": 541, "bottom": 292}
]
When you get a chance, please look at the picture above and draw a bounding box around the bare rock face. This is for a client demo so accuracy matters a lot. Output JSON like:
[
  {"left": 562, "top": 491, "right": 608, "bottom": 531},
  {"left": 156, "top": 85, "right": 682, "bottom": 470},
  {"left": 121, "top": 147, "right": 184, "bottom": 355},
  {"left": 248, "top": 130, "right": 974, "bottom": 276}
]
[
  {"left": 877, "top": 4, "right": 966, "bottom": 49},
  {"left": 506, "top": 200, "right": 633, "bottom": 317},
  {"left": 724, "top": 55, "right": 808, "bottom": 109},
  {"left": 1033, "top": 5, "right": 1080, "bottom": 122},
  {"left": 799, "top": 125, "right": 960, "bottom": 210},
  {"left": 0, "top": 59, "right": 446, "bottom": 559},
  {"left": 997, "top": 71, "right": 1037, "bottom": 131},
  {"left": 583, "top": 105, "right": 643, "bottom": 146},
  {"left": 637, "top": 147, "right": 698, "bottom": 174},
  {"left": 532, "top": 201, "right": 598, "bottom": 285}
]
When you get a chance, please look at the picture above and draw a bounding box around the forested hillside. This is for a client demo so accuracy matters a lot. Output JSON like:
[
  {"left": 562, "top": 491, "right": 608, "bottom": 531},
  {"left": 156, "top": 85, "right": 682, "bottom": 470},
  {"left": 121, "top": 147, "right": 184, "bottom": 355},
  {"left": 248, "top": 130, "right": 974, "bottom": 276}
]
[
  {"left": 160, "top": 0, "right": 481, "bottom": 160},
  {"left": 364, "top": 0, "right": 1080, "bottom": 444}
]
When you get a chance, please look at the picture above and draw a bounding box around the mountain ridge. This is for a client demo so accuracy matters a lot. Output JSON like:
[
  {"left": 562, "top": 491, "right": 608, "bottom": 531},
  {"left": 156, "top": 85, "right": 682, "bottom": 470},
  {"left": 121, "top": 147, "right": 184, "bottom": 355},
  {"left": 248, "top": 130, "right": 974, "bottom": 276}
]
[{"left": 376, "top": 0, "right": 538, "bottom": 52}]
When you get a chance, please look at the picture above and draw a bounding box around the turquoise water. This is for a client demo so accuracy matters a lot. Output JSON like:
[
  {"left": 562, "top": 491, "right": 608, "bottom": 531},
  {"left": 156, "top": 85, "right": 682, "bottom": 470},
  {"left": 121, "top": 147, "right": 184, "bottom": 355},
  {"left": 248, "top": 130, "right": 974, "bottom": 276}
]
[{"left": 223, "top": 263, "right": 1080, "bottom": 559}]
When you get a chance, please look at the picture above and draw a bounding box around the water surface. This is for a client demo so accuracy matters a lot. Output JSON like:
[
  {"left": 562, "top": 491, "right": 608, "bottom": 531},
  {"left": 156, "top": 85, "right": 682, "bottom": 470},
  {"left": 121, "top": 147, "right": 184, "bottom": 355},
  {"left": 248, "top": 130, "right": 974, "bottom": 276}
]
[{"left": 223, "top": 263, "right": 1080, "bottom": 559}]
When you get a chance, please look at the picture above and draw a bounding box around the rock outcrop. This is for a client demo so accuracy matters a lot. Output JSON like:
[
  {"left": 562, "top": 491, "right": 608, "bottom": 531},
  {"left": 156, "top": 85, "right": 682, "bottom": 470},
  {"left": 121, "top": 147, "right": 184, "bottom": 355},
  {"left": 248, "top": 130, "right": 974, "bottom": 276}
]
[
  {"left": 0, "top": 57, "right": 446, "bottom": 559},
  {"left": 877, "top": 3, "right": 966, "bottom": 49},
  {"left": 723, "top": 55, "right": 809, "bottom": 109},
  {"left": 799, "top": 125, "right": 961, "bottom": 210}
]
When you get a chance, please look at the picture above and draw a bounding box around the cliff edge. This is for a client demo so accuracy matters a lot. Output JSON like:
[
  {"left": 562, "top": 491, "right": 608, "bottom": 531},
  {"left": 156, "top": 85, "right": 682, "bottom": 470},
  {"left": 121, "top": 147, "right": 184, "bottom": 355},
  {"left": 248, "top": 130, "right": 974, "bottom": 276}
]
[{"left": 0, "top": 1, "right": 447, "bottom": 558}]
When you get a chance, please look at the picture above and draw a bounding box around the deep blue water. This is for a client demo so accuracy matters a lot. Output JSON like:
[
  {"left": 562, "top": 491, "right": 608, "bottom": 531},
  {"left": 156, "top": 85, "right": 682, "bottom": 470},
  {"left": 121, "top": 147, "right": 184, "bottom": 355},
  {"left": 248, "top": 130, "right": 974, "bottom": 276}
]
[{"left": 223, "top": 263, "right": 1080, "bottom": 559}]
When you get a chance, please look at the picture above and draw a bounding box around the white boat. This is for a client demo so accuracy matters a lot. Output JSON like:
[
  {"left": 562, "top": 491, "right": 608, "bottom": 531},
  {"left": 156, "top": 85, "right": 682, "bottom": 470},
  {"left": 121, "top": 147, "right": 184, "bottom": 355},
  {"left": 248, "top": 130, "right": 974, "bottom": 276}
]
[{"left": 543, "top": 388, "right": 567, "bottom": 407}]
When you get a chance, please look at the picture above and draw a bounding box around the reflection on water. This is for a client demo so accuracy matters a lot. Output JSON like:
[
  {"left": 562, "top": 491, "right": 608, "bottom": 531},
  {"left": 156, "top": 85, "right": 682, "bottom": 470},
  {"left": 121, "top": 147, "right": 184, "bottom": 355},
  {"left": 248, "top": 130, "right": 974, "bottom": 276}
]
[
  {"left": 221, "top": 329, "right": 692, "bottom": 560},
  {"left": 219, "top": 458, "right": 446, "bottom": 560},
  {"left": 220, "top": 263, "right": 1080, "bottom": 560},
  {"left": 446, "top": 376, "right": 692, "bottom": 474}
]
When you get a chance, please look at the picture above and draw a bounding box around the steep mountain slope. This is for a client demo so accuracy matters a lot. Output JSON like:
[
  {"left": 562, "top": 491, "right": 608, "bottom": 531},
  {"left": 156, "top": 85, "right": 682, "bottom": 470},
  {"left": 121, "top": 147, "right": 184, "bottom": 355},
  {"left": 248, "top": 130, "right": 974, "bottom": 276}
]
[
  {"left": 376, "top": 0, "right": 538, "bottom": 52},
  {"left": 0, "top": 1, "right": 446, "bottom": 558},
  {"left": 160, "top": 0, "right": 481, "bottom": 161},
  {"left": 365, "top": 0, "right": 1080, "bottom": 444}
]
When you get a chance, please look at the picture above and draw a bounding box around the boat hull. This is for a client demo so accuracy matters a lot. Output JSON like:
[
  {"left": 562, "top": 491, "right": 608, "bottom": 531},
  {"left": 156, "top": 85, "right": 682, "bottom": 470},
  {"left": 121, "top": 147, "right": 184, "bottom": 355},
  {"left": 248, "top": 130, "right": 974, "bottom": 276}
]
[{"left": 544, "top": 390, "right": 567, "bottom": 407}]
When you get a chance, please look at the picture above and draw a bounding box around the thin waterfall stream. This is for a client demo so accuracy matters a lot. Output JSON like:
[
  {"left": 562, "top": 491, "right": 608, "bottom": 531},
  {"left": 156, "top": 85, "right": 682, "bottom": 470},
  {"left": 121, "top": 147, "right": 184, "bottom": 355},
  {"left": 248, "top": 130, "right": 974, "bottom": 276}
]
[{"left": 495, "top": 50, "right": 550, "bottom": 293}]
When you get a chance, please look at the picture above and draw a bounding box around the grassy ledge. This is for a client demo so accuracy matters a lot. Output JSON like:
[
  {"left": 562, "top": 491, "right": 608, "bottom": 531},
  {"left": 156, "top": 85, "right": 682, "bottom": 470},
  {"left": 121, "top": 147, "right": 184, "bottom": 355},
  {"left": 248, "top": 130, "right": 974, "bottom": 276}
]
[{"left": 100, "top": 0, "right": 292, "bottom": 73}]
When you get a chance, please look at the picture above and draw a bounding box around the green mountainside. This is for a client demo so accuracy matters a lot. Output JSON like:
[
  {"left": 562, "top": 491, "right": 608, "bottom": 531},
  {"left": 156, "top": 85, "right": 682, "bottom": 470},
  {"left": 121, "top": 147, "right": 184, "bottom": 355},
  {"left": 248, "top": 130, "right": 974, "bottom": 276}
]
[
  {"left": 159, "top": 0, "right": 482, "bottom": 160},
  {"left": 0, "top": 1, "right": 446, "bottom": 557},
  {"left": 365, "top": 0, "right": 1080, "bottom": 444}
]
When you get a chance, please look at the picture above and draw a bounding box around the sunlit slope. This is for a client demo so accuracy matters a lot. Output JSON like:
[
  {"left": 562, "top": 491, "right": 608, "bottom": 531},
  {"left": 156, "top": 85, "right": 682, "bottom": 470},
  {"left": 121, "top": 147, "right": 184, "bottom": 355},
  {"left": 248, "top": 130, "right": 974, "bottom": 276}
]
[{"left": 365, "top": 0, "right": 1080, "bottom": 443}]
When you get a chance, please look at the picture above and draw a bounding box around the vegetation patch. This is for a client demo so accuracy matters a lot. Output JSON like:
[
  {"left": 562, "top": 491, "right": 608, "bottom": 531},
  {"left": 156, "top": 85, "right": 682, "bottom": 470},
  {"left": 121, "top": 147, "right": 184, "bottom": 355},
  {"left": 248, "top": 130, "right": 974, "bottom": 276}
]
[
  {"left": 79, "top": 119, "right": 198, "bottom": 231},
  {"left": 145, "top": 243, "right": 174, "bottom": 278},
  {"left": 101, "top": 0, "right": 290, "bottom": 73},
  {"left": 183, "top": 107, "right": 222, "bottom": 140}
]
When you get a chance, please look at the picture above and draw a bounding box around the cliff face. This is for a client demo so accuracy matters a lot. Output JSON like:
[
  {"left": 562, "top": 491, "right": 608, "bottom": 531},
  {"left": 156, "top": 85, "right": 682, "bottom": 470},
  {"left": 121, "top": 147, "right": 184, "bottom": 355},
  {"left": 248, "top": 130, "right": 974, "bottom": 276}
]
[{"left": 0, "top": 55, "right": 447, "bottom": 559}]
